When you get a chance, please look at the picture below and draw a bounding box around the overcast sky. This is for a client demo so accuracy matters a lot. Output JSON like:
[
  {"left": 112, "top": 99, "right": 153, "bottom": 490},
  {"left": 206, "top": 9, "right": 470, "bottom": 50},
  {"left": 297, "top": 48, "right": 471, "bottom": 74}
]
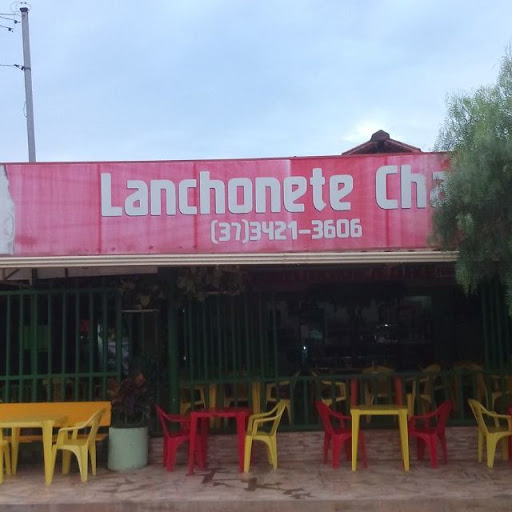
[{"left": 1, "top": 0, "right": 511, "bottom": 163}]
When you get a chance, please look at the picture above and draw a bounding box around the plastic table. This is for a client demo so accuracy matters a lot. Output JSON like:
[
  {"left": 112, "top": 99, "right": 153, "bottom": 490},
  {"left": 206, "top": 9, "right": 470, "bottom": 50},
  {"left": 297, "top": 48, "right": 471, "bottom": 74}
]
[
  {"left": 188, "top": 407, "right": 250, "bottom": 474},
  {"left": 0, "top": 413, "right": 67, "bottom": 484},
  {"left": 350, "top": 404, "right": 409, "bottom": 471}
]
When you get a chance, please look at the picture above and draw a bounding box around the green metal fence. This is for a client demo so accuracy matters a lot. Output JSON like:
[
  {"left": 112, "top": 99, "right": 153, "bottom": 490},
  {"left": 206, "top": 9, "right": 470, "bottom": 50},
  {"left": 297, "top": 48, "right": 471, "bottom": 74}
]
[
  {"left": 1, "top": 285, "right": 511, "bottom": 432},
  {"left": 0, "top": 287, "right": 126, "bottom": 402}
]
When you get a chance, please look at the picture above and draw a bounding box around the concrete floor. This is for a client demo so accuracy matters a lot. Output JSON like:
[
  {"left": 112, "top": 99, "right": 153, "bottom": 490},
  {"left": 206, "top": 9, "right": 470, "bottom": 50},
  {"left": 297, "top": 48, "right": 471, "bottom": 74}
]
[{"left": 2, "top": 429, "right": 512, "bottom": 512}]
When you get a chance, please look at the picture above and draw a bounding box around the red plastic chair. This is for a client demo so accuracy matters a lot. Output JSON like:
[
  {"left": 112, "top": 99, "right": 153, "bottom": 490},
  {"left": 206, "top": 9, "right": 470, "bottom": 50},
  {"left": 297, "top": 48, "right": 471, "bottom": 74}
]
[
  {"left": 155, "top": 405, "right": 204, "bottom": 471},
  {"left": 407, "top": 400, "right": 453, "bottom": 468},
  {"left": 315, "top": 400, "right": 367, "bottom": 468}
]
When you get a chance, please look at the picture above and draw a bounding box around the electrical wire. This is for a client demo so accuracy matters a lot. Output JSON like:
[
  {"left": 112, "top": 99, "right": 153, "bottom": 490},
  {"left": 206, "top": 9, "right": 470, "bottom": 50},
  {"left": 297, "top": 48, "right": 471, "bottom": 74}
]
[
  {"left": 0, "top": 63, "right": 24, "bottom": 70},
  {"left": 0, "top": 14, "right": 18, "bottom": 22}
]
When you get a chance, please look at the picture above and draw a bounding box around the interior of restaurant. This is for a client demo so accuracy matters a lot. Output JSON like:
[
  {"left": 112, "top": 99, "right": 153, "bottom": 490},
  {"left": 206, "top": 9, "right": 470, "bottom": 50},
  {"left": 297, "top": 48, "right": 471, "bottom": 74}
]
[{"left": 253, "top": 264, "right": 484, "bottom": 375}]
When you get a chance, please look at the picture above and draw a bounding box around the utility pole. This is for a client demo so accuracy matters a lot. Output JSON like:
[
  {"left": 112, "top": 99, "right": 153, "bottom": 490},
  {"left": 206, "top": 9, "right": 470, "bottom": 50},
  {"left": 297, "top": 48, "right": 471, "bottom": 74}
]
[{"left": 20, "top": 6, "right": 36, "bottom": 162}]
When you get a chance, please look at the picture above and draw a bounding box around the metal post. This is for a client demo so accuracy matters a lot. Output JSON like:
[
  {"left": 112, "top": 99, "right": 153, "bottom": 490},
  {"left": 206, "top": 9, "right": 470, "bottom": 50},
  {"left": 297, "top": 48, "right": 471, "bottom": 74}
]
[
  {"left": 20, "top": 7, "right": 36, "bottom": 162},
  {"left": 166, "top": 273, "right": 180, "bottom": 413}
]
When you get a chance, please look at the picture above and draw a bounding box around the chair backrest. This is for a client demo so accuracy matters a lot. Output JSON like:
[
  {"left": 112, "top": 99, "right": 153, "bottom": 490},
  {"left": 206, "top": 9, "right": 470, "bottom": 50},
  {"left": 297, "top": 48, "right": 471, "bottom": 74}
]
[
  {"left": 468, "top": 398, "right": 491, "bottom": 435},
  {"left": 155, "top": 405, "right": 189, "bottom": 438},
  {"left": 319, "top": 379, "right": 347, "bottom": 398},
  {"left": 433, "top": 400, "right": 453, "bottom": 433},
  {"left": 419, "top": 364, "right": 443, "bottom": 395},
  {"left": 225, "top": 381, "right": 249, "bottom": 400},
  {"left": 78, "top": 408, "right": 105, "bottom": 446},
  {"left": 249, "top": 402, "right": 286, "bottom": 437},
  {"left": 179, "top": 384, "right": 206, "bottom": 414},
  {"left": 268, "top": 402, "right": 287, "bottom": 436},
  {"left": 362, "top": 365, "right": 394, "bottom": 395},
  {"left": 266, "top": 371, "right": 299, "bottom": 400},
  {"left": 454, "top": 365, "right": 488, "bottom": 405},
  {"left": 315, "top": 400, "right": 349, "bottom": 435}
]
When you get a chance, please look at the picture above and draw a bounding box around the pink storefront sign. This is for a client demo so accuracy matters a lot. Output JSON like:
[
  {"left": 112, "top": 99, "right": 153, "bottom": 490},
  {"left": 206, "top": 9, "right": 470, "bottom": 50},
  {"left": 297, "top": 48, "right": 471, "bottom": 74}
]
[{"left": 0, "top": 152, "right": 448, "bottom": 257}]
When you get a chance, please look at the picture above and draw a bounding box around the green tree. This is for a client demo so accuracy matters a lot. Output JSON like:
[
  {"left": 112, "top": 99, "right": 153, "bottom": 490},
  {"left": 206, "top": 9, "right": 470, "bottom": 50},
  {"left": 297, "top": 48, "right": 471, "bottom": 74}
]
[{"left": 432, "top": 51, "right": 512, "bottom": 309}]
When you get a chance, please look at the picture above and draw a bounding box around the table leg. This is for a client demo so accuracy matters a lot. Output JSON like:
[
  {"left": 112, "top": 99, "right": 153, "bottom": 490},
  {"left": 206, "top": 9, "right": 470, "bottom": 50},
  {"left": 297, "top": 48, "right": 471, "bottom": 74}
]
[
  {"left": 351, "top": 411, "right": 360, "bottom": 471},
  {"left": 10, "top": 427, "right": 20, "bottom": 475},
  {"left": 198, "top": 417, "right": 209, "bottom": 469},
  {"left": 208, "top": 385, "right": 219, "bottom": 428},
  {"left": 188, "top": 415, "right": 198, "bottom": 475},
  {"left": 41, "top": 420, "right": 55, "bottom": 484},
  {"left": 236, "top": 413, "right": 247, "bottom": 472},
  {"left": 397, "top": 410, "right": 409, "bottom": 471}
]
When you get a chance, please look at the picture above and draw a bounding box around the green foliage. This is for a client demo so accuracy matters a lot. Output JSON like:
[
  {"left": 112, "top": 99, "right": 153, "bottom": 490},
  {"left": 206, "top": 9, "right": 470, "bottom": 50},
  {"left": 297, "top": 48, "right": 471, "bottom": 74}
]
[
  {"left": 432, "top": 50, "right": 512, "bottom": 310},
  {"left": 176, "top": 266, "right": 247, "bottom": 301},
  {"left": 108, "top": 372, "right": 152, "bottom": 427},
  {"left": 117, "top": 276, "right": 166, "bottom": 310}
]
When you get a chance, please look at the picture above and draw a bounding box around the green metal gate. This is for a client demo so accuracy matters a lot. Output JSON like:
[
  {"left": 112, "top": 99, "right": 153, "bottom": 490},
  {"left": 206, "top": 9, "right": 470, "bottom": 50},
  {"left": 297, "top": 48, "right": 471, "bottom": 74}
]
[{"left": 0, "top": 287, "right": 128, "bottom": 402}]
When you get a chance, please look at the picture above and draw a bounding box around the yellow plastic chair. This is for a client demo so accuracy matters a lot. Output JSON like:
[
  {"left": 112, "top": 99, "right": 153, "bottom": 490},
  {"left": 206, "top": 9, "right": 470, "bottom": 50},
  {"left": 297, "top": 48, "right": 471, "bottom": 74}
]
[
  {"left": 362, "top": 365, "right": 394, "bottom": 421},
  {"left": 0, "top": 431, "right": 11, "bottom": 484},
  {"left": 452, "top": 361, "right": 488, "bottom": 409},
  {"left": 243, "top": 402, "right": 287, "bottom": 472},
  {"left": 409, "top": 364, "right": 446, "bottom": 415},
  {"left": 467, "top": 398, "right": 512, "bottom": 468},
  {"left": 180, "top": 384, "right": 207, "bottom": 415},
  {"left": 51, "top": 408, "right": 105, "bottom": 483},
  {"left": 311, "top": 371, "right": 348, "bottom": 412},
  {"left": 488, "top": 374, "right": 512, "bottom": 409},
  {"left": 265, "top": 371, "right": 300, "bottom": 423}
]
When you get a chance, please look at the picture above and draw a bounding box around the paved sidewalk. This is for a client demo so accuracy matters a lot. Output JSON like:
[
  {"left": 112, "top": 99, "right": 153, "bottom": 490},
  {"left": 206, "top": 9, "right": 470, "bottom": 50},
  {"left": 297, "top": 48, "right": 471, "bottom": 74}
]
[{"left": 1, "top": 430, "right": 511, "bottom": 511}]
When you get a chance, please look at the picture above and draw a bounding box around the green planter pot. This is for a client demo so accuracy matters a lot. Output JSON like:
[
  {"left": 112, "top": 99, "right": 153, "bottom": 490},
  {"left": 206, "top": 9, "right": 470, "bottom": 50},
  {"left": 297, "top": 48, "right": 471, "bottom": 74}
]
[{"left": 107, "top": 425, "right": 149, "bottom": 471}]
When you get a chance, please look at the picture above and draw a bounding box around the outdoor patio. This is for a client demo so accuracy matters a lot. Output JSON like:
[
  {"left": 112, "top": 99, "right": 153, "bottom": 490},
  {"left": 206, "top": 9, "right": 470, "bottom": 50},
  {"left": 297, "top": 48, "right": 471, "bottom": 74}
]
[{"left": 2, "top": 428, "right": 512, "bottom": 512}]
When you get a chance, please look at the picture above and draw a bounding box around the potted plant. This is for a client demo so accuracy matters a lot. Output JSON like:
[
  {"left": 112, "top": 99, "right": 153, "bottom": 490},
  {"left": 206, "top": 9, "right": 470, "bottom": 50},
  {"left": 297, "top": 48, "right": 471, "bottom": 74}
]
[{"left": 107, "top": 372, "right": 152, "bottom": 470}]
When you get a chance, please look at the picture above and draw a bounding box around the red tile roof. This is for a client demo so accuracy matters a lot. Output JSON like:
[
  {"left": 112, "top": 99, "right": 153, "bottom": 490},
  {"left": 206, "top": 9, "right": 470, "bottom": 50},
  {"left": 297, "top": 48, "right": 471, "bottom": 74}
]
[{"left": 342, "top": 130, "right": 422, "bottom": 155}]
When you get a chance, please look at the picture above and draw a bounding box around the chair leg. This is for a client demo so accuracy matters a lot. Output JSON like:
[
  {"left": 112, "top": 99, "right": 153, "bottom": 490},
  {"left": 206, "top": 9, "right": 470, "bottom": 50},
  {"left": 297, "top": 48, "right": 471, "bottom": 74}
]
[
  {"left": 477, "top": 431, "right": 484, "bottom": 463},
  {"left": 89, "top": 444, "right": 97, "bottom": 476},
  {"left": 195, "top": 440, "right": 206, "bottom": 468},
  {"left": 77, "top": 447, "right": 88, "bottom": 482},
  {"left": 439, "top": 433, "right": 448, "bottom": 464},
  {"left": 3, "top": 444, "right": 11, "bottom": 477},
  {"left": 487, "top": 439, "right": 498, "bottom": 468},
  {"left": 285, "top": 402, "right": 292, "bottom": 424},
  {"left": 323, "top": 434, "right": 330, "bottom": 464},
  {"left": 331, "top": 438, "right": 342, "bottom": 468},
  {"left": 265, "top": 441, "right": 274, "bottom": 466},
  {"left": 62, "top": 450, "right": 72, "bottom": 475},
  {"left": 428, "top": 437, "right": 438, "bottom": 468},
  {"left": 344, "top": 438, "right": 351, "bottom": 462},
  {"left": 270, "top": 438, "right": 278, "bottom": 469},
  {"left": 51, "top": 445, "right": 59, "bottom": 481},
  {"left": 162, "top": 441, "right": 168, "bottom": 467},
  {"left": 417, "top": 438, "right": 425, "bottom": 460},
  {"left": 166, "top": 443, "right": 178, "bottom": 471},
  {"left": 243, "top": 438, "right": 253, "bottom": 473},
  {"left": 0, "top": 446, "right": 3, "bottom": 484}
]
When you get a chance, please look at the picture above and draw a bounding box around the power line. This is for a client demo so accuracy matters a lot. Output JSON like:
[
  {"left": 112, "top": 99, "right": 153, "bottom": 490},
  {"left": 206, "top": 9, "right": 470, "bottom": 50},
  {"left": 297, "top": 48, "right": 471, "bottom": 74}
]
[{"left": 0, "top": 63, "right": 24, "bottom": 69}]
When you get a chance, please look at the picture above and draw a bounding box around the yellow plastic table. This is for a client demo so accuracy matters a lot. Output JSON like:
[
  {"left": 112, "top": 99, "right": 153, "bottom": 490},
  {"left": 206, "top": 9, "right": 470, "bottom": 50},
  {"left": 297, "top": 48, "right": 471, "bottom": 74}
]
[
  {"left": 0, "top": 414, "right": 67, "bottom": 484},
  {"left": 350, "top": 404, "right": 409, "bottom": 471}
]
